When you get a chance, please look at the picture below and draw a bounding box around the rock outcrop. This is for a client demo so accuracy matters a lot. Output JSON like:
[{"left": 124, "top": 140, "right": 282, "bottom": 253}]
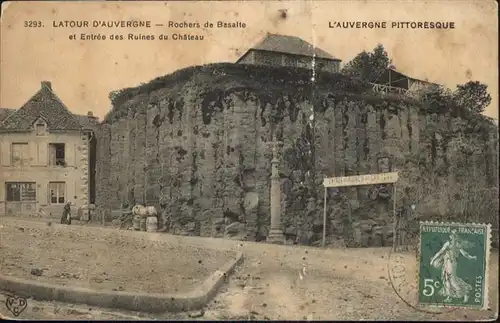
[{"left": 94, "top": 63, "right": 499, "bottom": 247}]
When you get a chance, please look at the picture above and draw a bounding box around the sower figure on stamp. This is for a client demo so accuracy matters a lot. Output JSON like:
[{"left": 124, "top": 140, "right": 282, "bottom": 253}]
[
  {"left": 60, "top": 201, "right": 72, "bottom": 225},
  {"left": 430, "top": 229, "right": 477, "bottom": 303}
]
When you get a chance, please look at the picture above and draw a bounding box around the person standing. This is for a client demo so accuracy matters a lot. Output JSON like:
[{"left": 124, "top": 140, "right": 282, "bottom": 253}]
[{"left": 60, "top": 202, "right": 72, "bottom": 225}]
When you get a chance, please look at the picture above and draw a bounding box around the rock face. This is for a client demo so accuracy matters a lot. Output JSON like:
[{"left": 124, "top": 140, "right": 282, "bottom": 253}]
[{"left": 95, "top": 63, "right": 499, "bottom": 247}]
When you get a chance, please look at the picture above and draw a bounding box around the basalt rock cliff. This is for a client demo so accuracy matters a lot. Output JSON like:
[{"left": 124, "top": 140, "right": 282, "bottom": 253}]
[{"left": 94, "top": 63, "right": 499, "bottom": 247}]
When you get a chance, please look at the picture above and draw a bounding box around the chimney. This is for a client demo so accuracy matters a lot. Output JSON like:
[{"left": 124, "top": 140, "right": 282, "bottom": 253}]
[
  {"left": 41, "top": 81, "right": 52, "bottom": 90},
  {"left": 87, "top": 111, "right": 98, "bottom": 121}
]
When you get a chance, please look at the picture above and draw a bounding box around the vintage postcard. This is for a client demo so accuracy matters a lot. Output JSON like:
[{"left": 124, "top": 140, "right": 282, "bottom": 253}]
[{"left": 0, "top": 0, "right": 498, "bottom": 321}]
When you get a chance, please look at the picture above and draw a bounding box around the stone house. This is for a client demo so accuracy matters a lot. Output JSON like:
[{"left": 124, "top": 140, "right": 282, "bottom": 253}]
[
  {"left": 236, "top": 33, "right": 342, "bottom": 73},
  {"left": 0, "top": 81, "right": 98, "bottom": 218}
]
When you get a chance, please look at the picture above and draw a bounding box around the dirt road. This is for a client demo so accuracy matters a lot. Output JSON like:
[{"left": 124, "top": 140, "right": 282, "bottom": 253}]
[
  {"left": 0, "top": 218, "right": 235, "bottom": 294},
  {"left": 1, "top": 217, "right": 498, "bottom": 320}
]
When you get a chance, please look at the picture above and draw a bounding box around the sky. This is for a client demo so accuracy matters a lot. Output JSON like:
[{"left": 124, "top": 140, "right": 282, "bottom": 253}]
[{"left": 1, "top": 0, "right": 498, "bottom": 120}]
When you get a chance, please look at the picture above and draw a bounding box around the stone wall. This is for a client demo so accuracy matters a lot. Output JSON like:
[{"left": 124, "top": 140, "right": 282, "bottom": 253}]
[{"left": 95, "top": 63, "right": 499, "bottom": 246}]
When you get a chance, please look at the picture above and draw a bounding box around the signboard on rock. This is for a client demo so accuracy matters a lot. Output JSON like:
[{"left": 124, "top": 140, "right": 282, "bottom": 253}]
[{"left": 323, "top": 172, "right": 399, "bottom": 188}]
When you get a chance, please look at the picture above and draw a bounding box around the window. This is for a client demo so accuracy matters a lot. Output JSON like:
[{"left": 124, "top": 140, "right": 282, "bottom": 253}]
[
  {"left": 297, "top": 60, "right": 311, "bottom": 69},
  {"left": 333, "top": 62, "right": 340, "bottom": 73},
  {"left": 36, "top": 123, "right": 46, "bottom": 136},
  {"left": 11, "top": 143, "right": 29, "bottom": 166},
  {"left": 48, "top": 143, "right": 66, "bottom": 166},
  {"left": 5, "top": 182, "right": 36, "bottom": 202},
  {"left": 49, "top": 182, "right": 65, "bottom": 204}
]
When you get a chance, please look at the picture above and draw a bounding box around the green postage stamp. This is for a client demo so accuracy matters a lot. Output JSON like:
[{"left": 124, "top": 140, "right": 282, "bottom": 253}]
[{"left": 418, "top": 221, "right": 492, "bottom": 310}]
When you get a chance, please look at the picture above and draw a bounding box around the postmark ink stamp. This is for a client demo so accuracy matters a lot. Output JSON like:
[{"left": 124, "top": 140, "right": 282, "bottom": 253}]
[
  {"left": 388, "top": 242, "right": 456, "bottom": 314},
  {"left": 418, "top": 221, "right": 492, "bottom": 310},
  {"left": 5, "top": 295, "right": 28, "bottom": 317}
]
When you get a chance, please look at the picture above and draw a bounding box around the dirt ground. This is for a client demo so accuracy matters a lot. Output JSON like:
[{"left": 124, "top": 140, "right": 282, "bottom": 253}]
[
  {"left": 0, "top": 217, "right": 498, "bottom": 321},
  {"left": 0, "top": 218, "right": 235, "bottom": 294},
  {"left": 202, "top": 247, "right": 498, "bottom": 321}
]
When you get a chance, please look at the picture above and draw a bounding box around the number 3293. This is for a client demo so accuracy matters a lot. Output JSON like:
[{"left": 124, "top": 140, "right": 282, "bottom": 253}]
[{"left": 24, "top": 21, "right": 43, "bottom": 28}]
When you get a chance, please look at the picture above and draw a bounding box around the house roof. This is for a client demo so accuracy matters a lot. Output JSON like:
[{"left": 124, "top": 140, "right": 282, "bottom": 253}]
[
  {"left": 237, "top": 33, "right": 340, "bottom": 62},
  {"left": 0, "top": 82, "right": 83, "bottom": 132},
  {"left": 0, "top": 108, "right": 16, "bottom": 123},
  {"left": 75, "top": 114, "right": 99, "bottom": 130},
  {"left": 0, "top": 109, "right": 97, "bottom": 131}
]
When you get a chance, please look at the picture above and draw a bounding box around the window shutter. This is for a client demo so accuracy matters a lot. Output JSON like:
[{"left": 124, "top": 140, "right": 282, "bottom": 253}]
[
  {"left": 28, "top": 142, "right": 37, "bottom": 166},
  {"left": 0, "top": 141, "right": 8, "bottom": 166},
  {"left": 48, "top": 144, "right": 56, "bottom": 166},
  {"left": 38, "top": 143, "right": 47, "bottom": 166},
  {"left": 64, "top": 144, "right": 74, "bottom": 167}
]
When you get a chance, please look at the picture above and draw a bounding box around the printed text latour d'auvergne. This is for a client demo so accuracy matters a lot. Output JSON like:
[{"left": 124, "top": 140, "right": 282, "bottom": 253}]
[
  {"left": 329, "top": 21, "right": 456, "bottom": 29},
  {"left": 52, "top": 20, "right": 246, "bottom": 28}
]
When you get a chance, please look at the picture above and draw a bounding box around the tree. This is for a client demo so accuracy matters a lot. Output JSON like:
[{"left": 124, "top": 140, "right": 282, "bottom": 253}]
[
  {"left": 341, "top": 44, "right": 391, "bottom": 82},
  {"left": 453, "top": 81, "right": 492, "bottom": 114},
  {"left": 415, "top": 84, "right": 454, "bottom": 114},
  {"left": 108, "top": 90, "right": 121, "bottom": 106}
]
